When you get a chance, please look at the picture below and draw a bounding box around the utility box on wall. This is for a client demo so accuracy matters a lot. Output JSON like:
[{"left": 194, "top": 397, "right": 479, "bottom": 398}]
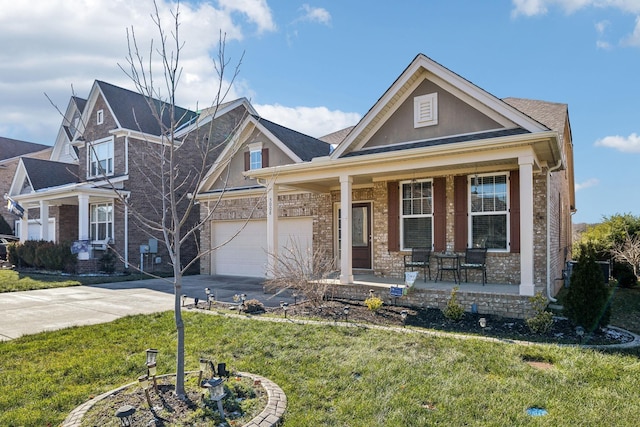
[{"left": 148, "top": 238, "right": 158, "bottom": 254}]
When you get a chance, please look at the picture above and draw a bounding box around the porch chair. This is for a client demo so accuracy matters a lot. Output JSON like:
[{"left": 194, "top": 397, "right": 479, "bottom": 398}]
[
  {"left": 460, "top": 247, "right": 488, "bottom": 285},
  {"left": 404, "top": 247, "right": 431, "bottom": 282}
]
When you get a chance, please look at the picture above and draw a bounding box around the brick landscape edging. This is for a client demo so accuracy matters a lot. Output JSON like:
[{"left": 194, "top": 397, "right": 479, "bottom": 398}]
[{"left": 61, "top": 371, "right": 286, "bottom": 427}]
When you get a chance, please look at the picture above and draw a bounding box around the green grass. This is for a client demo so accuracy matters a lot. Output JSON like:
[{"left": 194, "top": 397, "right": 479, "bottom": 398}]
[
  {"left": 0, "top": 269, "right": 168, "bottom": 293},
  {"left": 1, "top": 311, "right": 640, "bottom": 426}
]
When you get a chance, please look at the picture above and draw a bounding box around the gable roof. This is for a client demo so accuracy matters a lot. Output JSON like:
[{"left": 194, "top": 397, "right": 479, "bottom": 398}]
[
  {"left": 502, "top": 98, "right": 568, "bottom": 134},
  {"left": 319, "top": 126, "right": 355, "bottom": 146},
  {"left": 331, "top": 53, "right": 550, "bottom": 159},
  {"left": 95, "top": 80, "right": 198, "bottom": 136},
  {"left": 254, "top": 116, "right": 331, "bottom": 161},
  {"left": 0, "top": 137, "right": 50, "bottom": 162},
  {"left": 21, "top": 157, "right": 78, "bottom": 190}
]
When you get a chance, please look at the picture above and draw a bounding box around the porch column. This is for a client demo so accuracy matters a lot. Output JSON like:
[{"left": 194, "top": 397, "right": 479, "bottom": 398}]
[
  {"left": 19, "top": 209, "right": 28, "bottom": 242},
  {"left": 340, "top": 175, "right": 353, "bottom": 284},
  {"left": 78, "top": 194, "right": 90, "bottom": 260},
  {"left": 39, "top": 201, "right": 49, "bottom": 241},
  {"left": 518, "top": 156, "right": 535, "bottom": 296},
  {"left": 266, "top": 183, "right": 279, "bottom": 278}
]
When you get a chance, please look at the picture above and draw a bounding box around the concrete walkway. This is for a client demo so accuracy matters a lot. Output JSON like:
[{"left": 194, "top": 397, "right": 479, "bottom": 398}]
[{"left": 0, "top": 275, "right": 294, "bottom": 341}]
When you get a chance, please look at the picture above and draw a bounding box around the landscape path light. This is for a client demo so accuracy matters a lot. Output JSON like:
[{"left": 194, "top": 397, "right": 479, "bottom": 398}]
[
  {"left": 479, "top": 318, "right": 487, "bottom": 329},
  {"left": 203, "top": 377, "right": 226, "bottom": 417},
  {"left": 146, "top": 348, "right": 158, "bottom": 390},
  {"left": 115, "top": 404, "right": 136, "bottom": 426},
  {"left": 199, "top": 358, "right": 209, "bottom": 385},
  {"left": 205, "top": 288, "right": 211, "bottom": 309},
  {"left": 280, "top": 301, "right": 289, "bottom": 318},
  {"left": 181, "top": 294, "right": 187, "bottom": 307},
  {"left": 401, "top": 309, "right": 408, "bottom": 327},
  {"left": 138, "top": 375, "right": 152, "bottom": 407},
  {"left": 343, "top": 305, "right": 350, "bottom": 322}
]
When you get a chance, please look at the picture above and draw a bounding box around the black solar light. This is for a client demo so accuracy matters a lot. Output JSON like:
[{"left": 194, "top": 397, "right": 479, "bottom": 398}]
[
  {"left": 401, "top": 309, "right": 408, "bottom": 327},
  {"left": 199, "top": 358, "right": 209, "bottom": 385},
  {"left": 146, "top": 348, "right": 158, "bottom": 390},
  {"left": 343, "top": 306, "right": 350, "bottom": 322},
  {"left": 280, "top": 301, "right": 289, "bottom": 318},
  {"left": 181, "top": 294, "right": 187, "bottom": 307}
]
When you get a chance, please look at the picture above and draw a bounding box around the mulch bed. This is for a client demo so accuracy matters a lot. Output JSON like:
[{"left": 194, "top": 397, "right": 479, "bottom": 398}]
[{"left": 261, "top": 299, "right": 635, "bottom": 346}]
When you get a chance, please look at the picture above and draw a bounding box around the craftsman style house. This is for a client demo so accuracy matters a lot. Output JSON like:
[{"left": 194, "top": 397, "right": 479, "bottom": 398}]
[
  {"left": 6, "top": 81, "right": 253, "bottom": 273},
  {"left": 197, "top": 54, "right": 575, "bottom": 315}
]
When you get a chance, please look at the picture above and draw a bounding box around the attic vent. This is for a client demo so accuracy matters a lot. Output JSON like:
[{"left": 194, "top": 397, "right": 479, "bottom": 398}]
[{"left": 414, "top": 93, "right": 438, "bottom": 128}]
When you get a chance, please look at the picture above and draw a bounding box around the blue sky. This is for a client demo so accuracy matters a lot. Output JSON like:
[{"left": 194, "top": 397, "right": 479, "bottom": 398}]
[{"left": 1, "top": 0, "right": 639, "bottom": 224}]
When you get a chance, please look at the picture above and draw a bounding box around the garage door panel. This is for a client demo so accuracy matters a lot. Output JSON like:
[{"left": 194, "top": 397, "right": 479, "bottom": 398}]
[{"left": 212, "top": 218, "right": 312, "bottom": 277}]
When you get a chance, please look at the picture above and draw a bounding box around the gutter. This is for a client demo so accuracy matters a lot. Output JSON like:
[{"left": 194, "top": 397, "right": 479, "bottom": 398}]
[{"left": 546, "top": 159, "right": 564, "bottom": 302}]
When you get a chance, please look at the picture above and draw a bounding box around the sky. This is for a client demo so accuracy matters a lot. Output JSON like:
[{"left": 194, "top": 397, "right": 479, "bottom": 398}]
[{"left": 1, "top": 0, "right": 639, "bottom": 224}]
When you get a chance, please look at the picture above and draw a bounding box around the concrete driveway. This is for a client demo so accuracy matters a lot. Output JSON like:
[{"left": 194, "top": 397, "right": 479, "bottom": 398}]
[{"left": 0, "top": 275, "right": 295, "bottom": 341}]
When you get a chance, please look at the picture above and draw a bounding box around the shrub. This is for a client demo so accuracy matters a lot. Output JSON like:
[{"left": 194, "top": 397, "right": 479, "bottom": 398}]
[
  {"left": 612, "top": 261, "right": 637, "bottom": 288},
  {"left": 364, "top": 296, "right": 383, "bottom": 312},
  {"left": 243, "top": 299, "right": 265, "bottom": 314},
  {"left": 98, "top": 249, "right": 117, "bottom": 274},
  {"left": 564, "top": 243, "right": 611, "bottom": 330},
  {"left": 526, "top": 292, "right": 554, "bottom": 334},
  {"left": 9, "top": 241, "right": 77, "bottom": 272},
  {"left": 443, "top": 286, "right": 464, "bottom": 321}
]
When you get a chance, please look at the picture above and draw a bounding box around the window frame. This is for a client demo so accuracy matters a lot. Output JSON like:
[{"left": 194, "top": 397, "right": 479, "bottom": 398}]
[
  {"left": 468, "top": 172, "right": 509, "bottom": 251},
  {"left": 89, "top": 202, "right": 113, "bottom": 242},
  {"left": 249, "top": 149, "right": 262, "bottom": 170},
  {"left": 88, "top": 136, "right": 114, "bottom": 178},
  {"left": 96, "top": 109, "right": 104, "bottom": 125},
  {"left": 399, "top": 178, "right": 434, "bottom": 251}
]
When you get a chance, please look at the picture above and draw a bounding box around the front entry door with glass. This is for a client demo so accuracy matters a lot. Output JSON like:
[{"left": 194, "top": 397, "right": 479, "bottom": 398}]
[{"left": 338, "top": 203, "right": 372, "bottom": 270}]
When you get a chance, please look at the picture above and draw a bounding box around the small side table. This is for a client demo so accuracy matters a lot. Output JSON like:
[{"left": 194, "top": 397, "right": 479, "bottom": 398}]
[{"left": 435, "top": 252, "right": 461, "bottom": 283}]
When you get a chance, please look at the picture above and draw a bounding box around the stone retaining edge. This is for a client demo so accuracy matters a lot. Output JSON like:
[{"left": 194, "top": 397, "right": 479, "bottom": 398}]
[{"left": 61, "top": 371, "right": 286, "bottom": 427}]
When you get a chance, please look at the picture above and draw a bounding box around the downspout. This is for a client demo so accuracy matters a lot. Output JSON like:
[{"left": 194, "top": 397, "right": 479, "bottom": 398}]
[
  {"left": 546, "top": 159, "right": 563, "bottom": 302},
  {"left": 124, "top": 194, "right": 129, "bottom": 269}
]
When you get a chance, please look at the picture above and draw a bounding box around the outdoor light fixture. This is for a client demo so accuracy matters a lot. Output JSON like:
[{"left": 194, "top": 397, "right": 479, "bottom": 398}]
[
  {"left": 369, "top": 289, "right": 374, "bottom": 298},
  {"left": 205, "top": 288, "right": 212, "bottom": 309},
  {"left": 115, "top": 405, "right": 136, "bottom": 426},
  {"left": 401, "top": 309, "right": 408, "bottom": 326},
  {"left": 240, "top": 293, "right": 247, "bottom": 305},
  {"left": 146, "top": 348, "right": 158, "bottom": 366},
  {"left": 146, "top": 348, "right": 158, "bottom": 390},
  {"left": 181, "top": 294, "right": 187, "bottom": 307},
  {"left": 138, "top": 375, "right": 152, "bottom": 407},
  {"left": 576, "top": 326, "right": 585, "bottom": 341},
  {"left": 343, "top": 305, "right": 350, "bottom": 322},
  {"left": 292, "top": 291, "right": 299, "bottom": 305},
  {"left": 203, "top": 377, "right": 227, "bottom": 417},
  {"left": 479, "top": 318, "right": 487, "bottom": 328},
  {"left": 199, "top": 358, "right": 210, "bottom": 385},
  {"left": 280, "top": 301, "right": 289, "bottom": 318}
]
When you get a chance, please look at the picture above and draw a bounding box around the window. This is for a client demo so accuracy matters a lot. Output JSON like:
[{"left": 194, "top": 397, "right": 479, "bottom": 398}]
[
  {"left": 414, "top": 93, "right": 438, "bottom": 128},
  {"left": 250, "top": 149, "right": 262, "bottom": 170},
  {"left": 89, "top": 137, "right": 114, "bottom": 177},
  {"left": 400, "top": 179, "right": 433, "bottom": 250},
  {"left": 469, "top": 173, "right": 508, "bottom": 250},
  {"left": 97, "top": 109, "right": 104, "bottom": 125},
  {"left": 90, "top": 202, "right": 113, "bottom": 241}
]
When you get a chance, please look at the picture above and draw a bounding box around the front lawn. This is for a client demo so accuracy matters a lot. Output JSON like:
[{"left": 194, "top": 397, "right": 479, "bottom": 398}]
[{"left": 1, "top": 311, "right": 639, "bottom": 426}]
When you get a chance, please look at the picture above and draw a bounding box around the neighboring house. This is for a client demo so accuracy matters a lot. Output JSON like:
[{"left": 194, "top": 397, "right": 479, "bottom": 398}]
[
  {"left": 7, "top": 80, "right": 254, "bottom": 273},
  {"left": 0, "top": 136, "right": 52, "bottom": 231},
  {"left": 197, "top": 53, "right": 575, "bottom": 315}
]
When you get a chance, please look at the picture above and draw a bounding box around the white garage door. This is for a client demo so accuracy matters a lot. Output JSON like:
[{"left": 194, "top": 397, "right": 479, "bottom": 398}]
[{"left": 212, "top": 217, "right": 313, "bottom": 277}]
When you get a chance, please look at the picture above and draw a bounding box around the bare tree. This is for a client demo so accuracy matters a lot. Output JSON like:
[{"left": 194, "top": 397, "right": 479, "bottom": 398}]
[
  {"left": 610, "top": 231, "right": 640, "bottom": 277},
  {"left": 115, "top": 1, "right": 248, "bottom": 397},
  {"left": 264, "top": 239, "right": 338, "bottom": 307}
]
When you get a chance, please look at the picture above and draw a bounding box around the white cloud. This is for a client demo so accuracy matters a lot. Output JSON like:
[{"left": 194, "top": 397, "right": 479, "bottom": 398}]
[
  {"left": 575, "top": 178, "right": 600, "bottom": 191},
  {"left": 595, "top": 132, "right": 640, "bottom": 152},
  {"left": 623, "top": 16, "right": 640, "bottom": 46},
  {"left": 254, "top": 104, "right": 360, "bottom": 138},
  {"left": 0, "top": 0, "right": 276, "bottom": 144},
  {"left": 298, "top": 4, "right": 332, "bottom": 26},
  {"left": 512, "top": 0, "right": 640, "bottom": 16}
]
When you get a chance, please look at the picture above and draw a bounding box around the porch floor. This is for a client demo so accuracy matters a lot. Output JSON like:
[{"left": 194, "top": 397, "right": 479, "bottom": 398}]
[{"left": 337, "top": 273, "right": 521, "bottom": 296}]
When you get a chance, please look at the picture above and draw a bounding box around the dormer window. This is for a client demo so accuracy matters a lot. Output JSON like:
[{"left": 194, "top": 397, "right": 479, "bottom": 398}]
[
  {"left": 414, "top": 93, "right": 438, "bottom": 128},
  {"left": 250, "top": 149, "right": 262, "bottom": 170},
  {"left": 97, "top": 109, "right": 104, "bottom": 125},
  {"left": 89, "top": 136, "right": 114, "bottom": 177}
]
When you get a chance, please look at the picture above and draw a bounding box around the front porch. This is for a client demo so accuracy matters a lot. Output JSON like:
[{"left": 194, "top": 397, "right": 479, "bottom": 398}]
[{"left": 327, "top": 273, "right": 533, "bottom": 319}]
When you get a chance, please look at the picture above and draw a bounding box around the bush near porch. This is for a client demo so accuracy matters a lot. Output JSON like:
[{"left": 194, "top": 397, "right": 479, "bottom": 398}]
[{"left": 7, "top": 240, "right": 77, "bottom": 273}]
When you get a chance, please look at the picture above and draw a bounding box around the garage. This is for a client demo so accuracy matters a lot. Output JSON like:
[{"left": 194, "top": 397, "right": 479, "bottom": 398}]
[{"left": 211, "top": 217, "right": 313, "bottom": 277}]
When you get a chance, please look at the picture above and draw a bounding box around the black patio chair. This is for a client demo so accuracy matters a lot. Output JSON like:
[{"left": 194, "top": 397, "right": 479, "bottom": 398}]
[
  {"left": 404, "top": 247, "right": 431, "bottom": 282},
  {"left": 460, "top": 247, "right": 488, "bottom": 285}
]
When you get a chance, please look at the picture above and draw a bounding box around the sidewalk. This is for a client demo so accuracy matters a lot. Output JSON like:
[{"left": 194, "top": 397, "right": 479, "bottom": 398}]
[{"left": 0, "top": 275, "right": 293, "bottom": 341}]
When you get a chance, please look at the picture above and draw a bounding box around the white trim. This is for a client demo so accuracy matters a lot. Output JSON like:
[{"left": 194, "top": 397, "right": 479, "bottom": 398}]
[
  {"left": 467, "top": 172, "right": 510, "bottom": 252},
  {"left": 87, "top": 136, "right": 115, "bottom": 179},
  {"left": 96, "top": 109, "right": 104, "bottom": 125}
]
